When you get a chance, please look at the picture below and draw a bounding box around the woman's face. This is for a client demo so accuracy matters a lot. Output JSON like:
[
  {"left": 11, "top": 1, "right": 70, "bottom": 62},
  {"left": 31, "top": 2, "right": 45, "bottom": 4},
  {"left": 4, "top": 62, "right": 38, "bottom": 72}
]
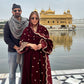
[{"left": 30, "top": 14, "right": 39, "bottom": 26}]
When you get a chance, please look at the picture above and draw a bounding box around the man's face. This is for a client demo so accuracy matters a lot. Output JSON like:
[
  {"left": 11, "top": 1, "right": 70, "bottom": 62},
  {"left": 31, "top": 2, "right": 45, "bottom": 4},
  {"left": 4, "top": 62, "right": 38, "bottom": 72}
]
[{"left": 12, "top": 8, "right": 22, "bottom": 18}]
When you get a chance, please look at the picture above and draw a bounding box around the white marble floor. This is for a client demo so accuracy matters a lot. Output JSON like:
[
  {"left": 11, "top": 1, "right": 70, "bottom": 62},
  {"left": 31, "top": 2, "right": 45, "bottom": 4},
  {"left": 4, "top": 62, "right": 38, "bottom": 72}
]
[
  {"left": 52, "top": 69, "right": 84, "bottom": 84},
  {"left": 1, "top": 69, "right": 84, "bottom": 84}
]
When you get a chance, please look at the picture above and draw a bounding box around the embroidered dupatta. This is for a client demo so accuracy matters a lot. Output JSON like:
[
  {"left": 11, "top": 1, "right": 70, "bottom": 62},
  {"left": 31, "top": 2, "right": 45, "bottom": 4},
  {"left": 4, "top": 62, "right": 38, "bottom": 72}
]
[{"left": 20, "top": 24, "right": 53, "bottom": 84}]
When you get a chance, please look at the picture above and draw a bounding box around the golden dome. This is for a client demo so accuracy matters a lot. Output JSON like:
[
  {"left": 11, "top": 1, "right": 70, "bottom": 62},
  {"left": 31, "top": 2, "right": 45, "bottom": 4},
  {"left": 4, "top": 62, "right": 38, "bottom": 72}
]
[
  {"left": 64, "top": 11, "right": 66, "bottom": 14},
  {"left": 46, "top": 8, "right": 52, "bottom": 12},
  {"left": 67, "top": 9, "right": 70, "bottom": 14},
  {"left": 46, "top": 8, "right": 55, "bottom": 14},
  {"left": 67, "top": 9, "right": 70, "bottom": 12},
  {"left": 41, "top": 9, "right": 45, "bottom": 12}
]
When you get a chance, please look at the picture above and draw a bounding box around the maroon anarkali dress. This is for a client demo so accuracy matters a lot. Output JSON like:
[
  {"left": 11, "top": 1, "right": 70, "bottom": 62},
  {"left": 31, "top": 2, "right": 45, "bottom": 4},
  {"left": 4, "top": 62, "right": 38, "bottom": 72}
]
[{"left": 20, "top": 24, "right": 53, "bottom": 84}]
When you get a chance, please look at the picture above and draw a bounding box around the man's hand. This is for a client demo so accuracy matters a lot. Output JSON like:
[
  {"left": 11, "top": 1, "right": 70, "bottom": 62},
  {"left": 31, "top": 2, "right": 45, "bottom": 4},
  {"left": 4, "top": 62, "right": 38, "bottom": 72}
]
[
  {"left": 14, "top": 45, "right": 23, "bottom": 54},
  {"left": 13, "top": 45, "right": 20, "bottom": 51}
]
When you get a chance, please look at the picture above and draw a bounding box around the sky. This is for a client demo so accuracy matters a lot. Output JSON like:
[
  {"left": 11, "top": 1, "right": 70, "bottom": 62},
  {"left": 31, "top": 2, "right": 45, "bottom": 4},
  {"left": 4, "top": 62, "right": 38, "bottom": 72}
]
[{"left": 0, "top": 0, "right": 84, "bottom": 20}]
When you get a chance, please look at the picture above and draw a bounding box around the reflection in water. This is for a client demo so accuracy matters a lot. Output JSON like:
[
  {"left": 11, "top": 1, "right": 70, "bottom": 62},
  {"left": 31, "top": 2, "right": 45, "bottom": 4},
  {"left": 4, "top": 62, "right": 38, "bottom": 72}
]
[{"left": 49, "top": 31, "right": 76, "bottom": 51}]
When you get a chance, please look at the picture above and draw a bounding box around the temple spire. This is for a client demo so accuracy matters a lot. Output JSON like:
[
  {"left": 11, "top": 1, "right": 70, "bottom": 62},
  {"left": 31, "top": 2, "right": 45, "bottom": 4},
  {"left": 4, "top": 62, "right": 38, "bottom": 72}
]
[{"left": 49, "top": 4, "right": 51, "bottom": 10}]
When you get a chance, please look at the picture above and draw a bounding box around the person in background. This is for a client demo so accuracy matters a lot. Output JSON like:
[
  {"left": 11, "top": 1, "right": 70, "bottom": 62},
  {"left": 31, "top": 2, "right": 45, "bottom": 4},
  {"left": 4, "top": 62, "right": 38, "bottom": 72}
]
[
  {"left": 19, "top": 11, "right": 53, "bottom": 84},
  {"left": 4, "top": 3, "right": 28, "bottom": 84}
]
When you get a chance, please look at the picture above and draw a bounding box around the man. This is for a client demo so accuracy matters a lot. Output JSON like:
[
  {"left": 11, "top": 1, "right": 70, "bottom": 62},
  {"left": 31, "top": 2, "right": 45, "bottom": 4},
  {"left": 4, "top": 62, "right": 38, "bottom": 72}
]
[{"left": 4, "top": 4, "right": 28, "bottom": 84}]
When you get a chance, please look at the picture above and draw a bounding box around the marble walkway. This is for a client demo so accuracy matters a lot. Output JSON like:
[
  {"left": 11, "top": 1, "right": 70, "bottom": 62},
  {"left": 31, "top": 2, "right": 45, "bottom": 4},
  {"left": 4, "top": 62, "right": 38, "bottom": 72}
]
[{"left": 0, "top": 69, "right": 84, "bottom": 84}]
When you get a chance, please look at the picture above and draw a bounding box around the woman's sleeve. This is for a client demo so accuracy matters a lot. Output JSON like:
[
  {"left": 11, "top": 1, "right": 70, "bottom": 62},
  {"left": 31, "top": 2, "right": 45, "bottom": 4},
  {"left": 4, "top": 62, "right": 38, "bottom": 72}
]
[
  {"left": 40, "top": 28, "right": 53, "bottom": 55},
  {"left": 20, "top": 29, "right": 29, "bottom": 53},
  {"left": 40, "top": 38, "right": 53, "bottom": 55}
]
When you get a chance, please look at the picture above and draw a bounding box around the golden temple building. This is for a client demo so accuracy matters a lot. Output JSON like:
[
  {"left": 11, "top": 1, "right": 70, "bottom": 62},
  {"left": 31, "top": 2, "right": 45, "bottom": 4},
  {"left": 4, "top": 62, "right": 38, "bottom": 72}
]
[{"left": 40, "top": 8, "right": 72, "bottom": 28}]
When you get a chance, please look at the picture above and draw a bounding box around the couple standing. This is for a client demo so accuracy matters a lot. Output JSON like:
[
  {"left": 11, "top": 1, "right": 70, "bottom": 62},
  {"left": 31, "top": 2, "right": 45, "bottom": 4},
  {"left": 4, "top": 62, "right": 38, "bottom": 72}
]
[{"left": 4, "top": 3, "right": 53, "bottom": 84}]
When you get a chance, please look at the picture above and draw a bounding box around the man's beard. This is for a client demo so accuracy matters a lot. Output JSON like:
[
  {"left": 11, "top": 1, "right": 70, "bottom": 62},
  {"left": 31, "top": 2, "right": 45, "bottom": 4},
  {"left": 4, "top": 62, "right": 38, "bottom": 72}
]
[{"left": 14, "top": 14, "right": 21, "bottom": 18}]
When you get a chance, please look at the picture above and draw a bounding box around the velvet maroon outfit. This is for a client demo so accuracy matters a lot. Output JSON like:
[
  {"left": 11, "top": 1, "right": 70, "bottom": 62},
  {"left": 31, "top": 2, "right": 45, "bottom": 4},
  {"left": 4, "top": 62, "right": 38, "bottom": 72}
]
[{"left": 20, "top": 24, "right": 53, "bottom": 84}]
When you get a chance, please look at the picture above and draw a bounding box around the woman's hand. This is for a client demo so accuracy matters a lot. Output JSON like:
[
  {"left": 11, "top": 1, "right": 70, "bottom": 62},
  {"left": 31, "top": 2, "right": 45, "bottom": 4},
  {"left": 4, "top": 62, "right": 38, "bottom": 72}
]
[
  {"left": 26, "top": 43, "right": 42, "bottom": 51},
  {"left": 37, "top": 44, "right": 42, "bottom": 50},
  {"left": 29, "top": 43, "right": 38, "bottom": 51}
]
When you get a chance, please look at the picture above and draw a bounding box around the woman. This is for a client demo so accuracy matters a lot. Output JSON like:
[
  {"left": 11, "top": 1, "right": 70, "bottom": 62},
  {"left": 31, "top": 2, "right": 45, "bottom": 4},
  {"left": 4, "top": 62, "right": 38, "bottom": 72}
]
[{"left": 20, "top": 11, "right": 53, "bottom": 84}]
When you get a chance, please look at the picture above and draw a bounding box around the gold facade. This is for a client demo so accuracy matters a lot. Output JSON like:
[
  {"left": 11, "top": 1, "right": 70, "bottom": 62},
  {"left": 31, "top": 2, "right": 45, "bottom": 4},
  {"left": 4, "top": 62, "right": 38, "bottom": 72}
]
[{"left": 40, "top": 8, "right": 72, "bottom": 26}]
